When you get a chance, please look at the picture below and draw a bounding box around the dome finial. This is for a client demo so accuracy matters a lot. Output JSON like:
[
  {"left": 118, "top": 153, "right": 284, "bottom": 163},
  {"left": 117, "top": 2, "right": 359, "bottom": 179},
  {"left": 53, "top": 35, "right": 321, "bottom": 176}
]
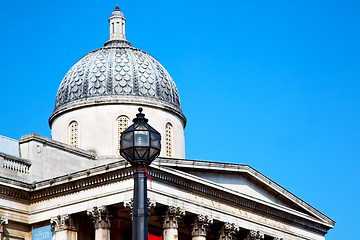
[{"left": 108, "top": 6, "right": 126, "bottom": 41}]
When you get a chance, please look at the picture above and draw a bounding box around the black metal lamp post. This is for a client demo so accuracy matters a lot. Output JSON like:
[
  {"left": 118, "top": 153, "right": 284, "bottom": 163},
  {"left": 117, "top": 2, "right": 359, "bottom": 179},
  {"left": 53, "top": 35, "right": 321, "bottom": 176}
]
[{"left": 120, "top": 107, "right": 161, "bottom": 240}]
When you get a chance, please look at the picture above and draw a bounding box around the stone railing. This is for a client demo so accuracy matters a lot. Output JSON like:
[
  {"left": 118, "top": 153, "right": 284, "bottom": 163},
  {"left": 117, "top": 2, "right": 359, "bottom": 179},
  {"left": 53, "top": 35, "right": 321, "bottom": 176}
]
[{"left": 0, "top": 153, "right": 31, "bottom": 174}]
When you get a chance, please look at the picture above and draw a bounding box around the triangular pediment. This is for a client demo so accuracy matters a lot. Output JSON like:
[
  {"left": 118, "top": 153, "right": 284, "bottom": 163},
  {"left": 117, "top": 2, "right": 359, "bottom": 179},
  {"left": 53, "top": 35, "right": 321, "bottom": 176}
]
[{"left": 152, "top": 158, "right": 334, "bottom": 229}]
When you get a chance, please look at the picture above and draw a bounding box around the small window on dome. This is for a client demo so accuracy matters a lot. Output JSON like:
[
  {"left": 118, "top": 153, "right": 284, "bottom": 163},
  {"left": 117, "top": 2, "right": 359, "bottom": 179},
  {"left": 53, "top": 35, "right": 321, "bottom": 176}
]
[
  {"left": 165, "top": 122, "right": 173, "bottom": 157},
  {"left": 117, "top": 116, "right": 130, "bottom": 152},
  {"left": 68, "top": 121, "right": 79, "bottom": 148}
]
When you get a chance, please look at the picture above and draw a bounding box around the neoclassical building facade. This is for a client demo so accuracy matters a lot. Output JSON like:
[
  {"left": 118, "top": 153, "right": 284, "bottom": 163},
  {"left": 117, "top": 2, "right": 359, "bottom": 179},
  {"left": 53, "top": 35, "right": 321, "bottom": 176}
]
[{"left": 0, "top": 6, "right": 334, "bottom": 240}]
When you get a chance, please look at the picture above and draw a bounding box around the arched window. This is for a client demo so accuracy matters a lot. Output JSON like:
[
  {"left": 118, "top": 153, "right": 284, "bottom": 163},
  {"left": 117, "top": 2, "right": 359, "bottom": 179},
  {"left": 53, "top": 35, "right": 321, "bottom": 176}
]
[
  {"left": 117, "top": 116, "right": 130, "bottom": 152},
  {"left": 68, "top": 121, "right": 79, "bottom": 147},
  {"left": 165, "top": 122, "right": 173, "bottom": 157}
]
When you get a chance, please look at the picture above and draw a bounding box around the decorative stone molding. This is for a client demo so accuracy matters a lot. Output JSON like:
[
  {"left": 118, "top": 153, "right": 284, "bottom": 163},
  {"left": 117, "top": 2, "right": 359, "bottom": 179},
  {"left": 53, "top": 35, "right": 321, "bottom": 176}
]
[
  {"left": 148, "top": 198, "right": 156, "bottom": 212},
  {"left": 158, "top": 206, "right": 185, "bottom": 229},
  {"left": 246, "top": 230, "right": 264, "bottom": 240},
  {"left": 0, "top": 217, "right": 8, "bottom": 226},
  {"left": 87, "top": 206, "right": 112, "bottom": 229},
  {"left": 190, "top": 215, "right": 213, "bottom": 237},
  {"left": 50, "top": 214, "right": 76, "bottom": 232},
  {"left": 218, "top": 222, "right": 239, "bottom": 240},
  {"left": 124, "top": 199, "right": 134, "bottom": 219},
  {"left": 273, "top": 238, "right": 283, "bottom": 240}
]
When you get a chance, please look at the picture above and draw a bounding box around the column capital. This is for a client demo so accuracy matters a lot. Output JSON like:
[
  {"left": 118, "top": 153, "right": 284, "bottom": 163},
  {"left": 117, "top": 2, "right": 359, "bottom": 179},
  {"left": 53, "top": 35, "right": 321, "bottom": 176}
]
[
  {"left": 0, "top": 217, "right": 8, "bottom": 226},
  {"left": 124, "top": 199, "right": 134, "bottom": 219},
  {"left": 87, "top": 206, "right": 112, "bottom": 229},
  {"left": 50, "top": 214, "right": 76, "bottom": 232},
  {"left": 124, "top": 198, "right": 155, "bottom": 220},
  {"left": 246, "top": 230, "right": 264, "bottom": 240},
  {"left": 190, "top": 215, "right": 213, "bottom": 237},
  {"left": 158, "top": 206, "right": 185, "bottom": 229},
  {"left": 218, "top": 222, "right": 239, "bottom": 240},
  {"left": 148, "top": 198, "right": 156, "bottom": 211}
]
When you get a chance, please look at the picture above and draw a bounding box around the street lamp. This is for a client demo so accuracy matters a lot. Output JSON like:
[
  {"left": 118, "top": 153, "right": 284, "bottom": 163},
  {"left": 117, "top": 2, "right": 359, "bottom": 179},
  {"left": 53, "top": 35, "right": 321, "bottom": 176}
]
[{"left": 120, "top": 107, "right": 161, "bottom": 240}]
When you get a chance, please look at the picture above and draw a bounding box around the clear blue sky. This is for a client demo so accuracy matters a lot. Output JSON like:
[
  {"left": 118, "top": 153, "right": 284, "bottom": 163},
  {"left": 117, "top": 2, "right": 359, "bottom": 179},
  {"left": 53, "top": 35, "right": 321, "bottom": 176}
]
[{"left": 0, "top": 0, "right": 359, "bottom": 239}]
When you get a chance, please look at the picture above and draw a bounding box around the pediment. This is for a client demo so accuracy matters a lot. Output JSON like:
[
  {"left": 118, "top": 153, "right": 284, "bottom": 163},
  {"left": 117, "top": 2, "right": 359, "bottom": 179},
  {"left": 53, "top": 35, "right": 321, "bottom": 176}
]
[{"left": 152, "top": 158, "right": 334, "bottom": 229}]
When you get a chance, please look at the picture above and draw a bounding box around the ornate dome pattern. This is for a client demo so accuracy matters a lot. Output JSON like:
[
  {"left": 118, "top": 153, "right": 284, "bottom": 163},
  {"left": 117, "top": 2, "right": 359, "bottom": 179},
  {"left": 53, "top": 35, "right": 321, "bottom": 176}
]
[{"left": 54, "top": 41, "right": 181, "bottom": 112}]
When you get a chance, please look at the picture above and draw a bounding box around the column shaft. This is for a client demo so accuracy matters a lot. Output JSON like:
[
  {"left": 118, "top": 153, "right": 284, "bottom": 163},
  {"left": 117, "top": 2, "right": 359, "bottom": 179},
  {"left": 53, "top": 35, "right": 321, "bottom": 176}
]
[
  {"left": 53, "top": 230, "right": 77, "bottom": 240},
  {"left": 95, "top": 228, "right": 110, "bottom": 240},
  {"left": 192, "top": 236, "right": 205, "bottom": 240},
  {"left": 163, "top": 228, "right": 178, "bottom": 240}
]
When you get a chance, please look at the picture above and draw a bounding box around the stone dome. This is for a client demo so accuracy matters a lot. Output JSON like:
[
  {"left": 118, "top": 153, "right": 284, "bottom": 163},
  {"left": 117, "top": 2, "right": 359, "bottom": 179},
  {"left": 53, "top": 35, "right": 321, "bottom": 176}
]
[
  {"left": 50, "top": 7, "right": 185, "bottom": 125},
  {"left": 110, "top": 5, "right": 125, "bottom": 19},
  {"left": 49, "top": 6, "right": 186, "bottom": 158}
]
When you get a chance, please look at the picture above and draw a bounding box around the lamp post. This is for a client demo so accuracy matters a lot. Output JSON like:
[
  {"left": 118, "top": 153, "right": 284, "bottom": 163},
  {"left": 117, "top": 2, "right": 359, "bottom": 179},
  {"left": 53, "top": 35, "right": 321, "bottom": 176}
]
[{"left": 120, "top": 107, "right": 161, "bottom": 240}]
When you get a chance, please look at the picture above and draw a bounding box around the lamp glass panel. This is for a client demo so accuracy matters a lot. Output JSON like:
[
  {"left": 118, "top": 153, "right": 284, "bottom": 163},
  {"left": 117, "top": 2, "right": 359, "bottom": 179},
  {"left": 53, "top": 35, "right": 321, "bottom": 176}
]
[
  {"left": 135, "top": 147, "right": 148, "bottom": 160},
  {"left": 149, "top": 148, "right": 159, "bottom": 160},
  {"left": 121, "top": 132, "right": 133, "bottom": 149},
  {"left": 150, "top": 132, "right": 160, "bottom": 149},
  {"left": 123, "top": 148, "right": 134, "bottom": 160},
  {"left": 135, "top": 124, "right": 147, "bottom": 130},
  {"left": 134, "top": 131, "right": 149, "bottom": 146}
]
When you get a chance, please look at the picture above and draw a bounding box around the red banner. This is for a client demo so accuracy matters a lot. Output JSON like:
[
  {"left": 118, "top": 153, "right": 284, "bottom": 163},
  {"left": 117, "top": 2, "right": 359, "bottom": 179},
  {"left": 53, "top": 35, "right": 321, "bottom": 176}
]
[{"left": 148, "top": 234, "right": 162, "bottom": 240}]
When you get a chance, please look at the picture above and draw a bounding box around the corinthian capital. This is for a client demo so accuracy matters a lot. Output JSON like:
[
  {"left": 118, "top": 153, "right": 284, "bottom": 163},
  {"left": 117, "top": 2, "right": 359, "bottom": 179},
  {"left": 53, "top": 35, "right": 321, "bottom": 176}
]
[
  {"left": 247, "top": 230, "right": 264, "bottom": 240},
  {"left": 158, "top": 206, "right": 185, "bottom": 229},
  {"left": 50, "top": 214, "right": 76, "bottom": 232},
  {"left": 87, "top": 206, "right": 112, "bottom": 229},
  {"left": 190, "top": 215, "right": 213, "bottom": 237},
  {"left": 124, "top": 199, "right": 134, "bottom": 219},
  {"left": 218, "top": 222, "right": 239, "bottom": 240}
]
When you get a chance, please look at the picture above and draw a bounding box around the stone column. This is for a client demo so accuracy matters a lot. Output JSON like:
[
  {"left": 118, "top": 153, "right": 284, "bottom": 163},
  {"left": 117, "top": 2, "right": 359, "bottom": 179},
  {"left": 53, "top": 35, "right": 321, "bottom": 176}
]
[
  {"left": 159, "top": 206, "right": 185, "bottom": 240},
  {"left": 190, "top": 215, "right": 213, "bottom": 240},
  {"left": 51, "top": 214, "right": 77, "bottom": 240},
  {"left": 0, "top": 217, "right": 8, "bottom": 240},
  {"left": 218, "top": 223, "right": 239, "bottom": 240},
  {"left": 87, "top": 206, "right": 112, "bottom": 240},
  {"left": 245, "top": 230, "right": 264, "bottom": 240}
]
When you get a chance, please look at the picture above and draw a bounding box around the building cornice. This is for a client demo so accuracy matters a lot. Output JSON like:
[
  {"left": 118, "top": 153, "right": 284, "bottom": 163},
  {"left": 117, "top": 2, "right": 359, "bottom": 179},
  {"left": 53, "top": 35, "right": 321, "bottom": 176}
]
[
  {"left": 19, "top": 134, "right": 96, "bottom": 160},
  {"left": 0, "top": 158, "right": 333, "bottom": 234},
  {"left": 48, "top": 95, "right": 187, "bottom": 128}
]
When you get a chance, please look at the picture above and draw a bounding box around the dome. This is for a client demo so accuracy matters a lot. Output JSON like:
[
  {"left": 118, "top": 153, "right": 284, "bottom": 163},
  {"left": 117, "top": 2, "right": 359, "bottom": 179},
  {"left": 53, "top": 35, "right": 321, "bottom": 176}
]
[
  {"left": 109, "top": 5, "right": 125, "bottom": 19},
  {"left": 50, "top": 7, "right": 185, "bottom": 126},
  {"left": 49, "top": 6, "right": 186, "bottom": 158}
]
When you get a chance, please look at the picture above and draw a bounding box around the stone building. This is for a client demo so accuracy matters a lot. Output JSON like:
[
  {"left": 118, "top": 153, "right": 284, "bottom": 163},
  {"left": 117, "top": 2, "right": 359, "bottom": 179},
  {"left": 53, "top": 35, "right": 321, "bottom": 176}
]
[{"left": 0, "top": 6, "right": 334, "bottom": 240}]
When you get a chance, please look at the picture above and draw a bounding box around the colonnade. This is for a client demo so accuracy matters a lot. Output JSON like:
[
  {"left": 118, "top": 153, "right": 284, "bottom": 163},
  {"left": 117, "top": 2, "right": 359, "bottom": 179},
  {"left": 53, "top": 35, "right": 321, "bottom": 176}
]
[{"left": 49, "top": 205, "right": 283, "bottom": 240}]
